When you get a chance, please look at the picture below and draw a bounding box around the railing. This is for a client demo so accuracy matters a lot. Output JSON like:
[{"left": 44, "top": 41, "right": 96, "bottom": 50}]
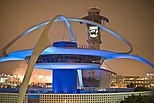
[
  {"left": 78, "top": 44, "right": 89, "bottom": 49},
  {"left": 0, "top": 91, "right": 152, "bottom": 103},
  {"left": 39, "top": 91, "right": 152, "bottom": 103},
  {"left": 51, "top": 44, "right": 90, "bottom": 49},
  {"left": 0, "top": 93, "right": 28, "bottom": 103}
]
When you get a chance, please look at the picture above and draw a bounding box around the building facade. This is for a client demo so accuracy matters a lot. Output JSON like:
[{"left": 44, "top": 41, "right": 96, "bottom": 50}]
[{"left": 112, "top": 74, "right": 154, "bottom": 88}]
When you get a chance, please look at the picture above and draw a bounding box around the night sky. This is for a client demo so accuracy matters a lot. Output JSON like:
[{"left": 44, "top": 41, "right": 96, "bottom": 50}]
[{"left": 0, "top": 0, "right": 154, "bottom": 76}]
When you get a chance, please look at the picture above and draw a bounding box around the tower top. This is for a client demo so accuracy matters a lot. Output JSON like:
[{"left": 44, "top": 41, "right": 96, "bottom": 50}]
[
  {"left": 82, "top": 7, "right": 109, "bottom": 23},
  {"left": 87, "top": 7, "right": 101, "bottom": 15}
]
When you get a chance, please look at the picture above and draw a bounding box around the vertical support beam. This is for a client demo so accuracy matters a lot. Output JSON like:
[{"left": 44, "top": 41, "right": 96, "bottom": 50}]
[
  {"left": 77, "top": 70, "right": 83, "bottom": 87},
  {"left": 16, "top": 15, "right": 76, "bottom": 103},
  {"left": 16, "top": 15, "right": 59, "bottom": 103}
]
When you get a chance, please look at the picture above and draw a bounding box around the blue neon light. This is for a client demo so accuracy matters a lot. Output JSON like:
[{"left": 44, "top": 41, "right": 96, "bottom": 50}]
[
  {"left": 6, "top": 17, "right": 132, "bottom": 54},
  {"left": 66, "top": 18, "right": 133, "bottom": 53},
  {"left": 107, "top": 54, "right": 154, "bottom": 68},
  {"left": 20, "top": 16, "right": 76, "bottom": 42},
  {"left": 0, "top": 16, "right": 153, "bottom": 70},
  {"left": 22, "top": 21, "right": 49, "bottom": 36},
  {"left": 5, "top": 47, "right": 117, "bottom": 59},
  {"left": 0, "top": 56, "right": 24, "bottom": 62},
  {"left": 34, "top": 63, "right": 101, "bottom": 69},
  {"left": 56, "top": 16, "right": 75, "bottom": 42},
  {"left": 53, "top": 69, "right": 77, "bottom": 93},
  {"left": 0, "top": 46, "right": 153, "bottom": 69}
]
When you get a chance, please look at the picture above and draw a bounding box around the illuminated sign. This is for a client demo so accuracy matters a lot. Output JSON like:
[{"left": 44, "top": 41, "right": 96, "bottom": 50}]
[{"left": 89, "top": 26, "right": 98, "bottom": 37}]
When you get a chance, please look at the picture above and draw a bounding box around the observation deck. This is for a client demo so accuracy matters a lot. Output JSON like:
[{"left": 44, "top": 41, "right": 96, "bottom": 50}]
[{"left": 25, "top": 41, "right": 104, "bottom": 70}]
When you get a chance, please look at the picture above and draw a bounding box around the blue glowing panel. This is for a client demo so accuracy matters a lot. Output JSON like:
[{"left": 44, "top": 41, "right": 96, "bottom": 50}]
[
  {"left": 34, "top": 63, "right": 101, "bottom": 70},
  {"left": 53, "top": 41, "right": 77, "bottom": 47},
  {"left": 52, "top": 69, "right": 77, "bottom": 93}
]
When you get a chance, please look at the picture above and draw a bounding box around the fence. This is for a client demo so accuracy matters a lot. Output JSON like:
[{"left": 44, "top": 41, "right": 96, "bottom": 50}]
[{"left": 0, "top": 91, "right": 152, "bottom": 103}]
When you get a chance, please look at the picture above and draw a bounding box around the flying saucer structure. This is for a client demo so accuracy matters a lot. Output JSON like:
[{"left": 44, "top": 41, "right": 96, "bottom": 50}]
[{"left": 0, "top": 15, "right": 154, "bottom": 103}]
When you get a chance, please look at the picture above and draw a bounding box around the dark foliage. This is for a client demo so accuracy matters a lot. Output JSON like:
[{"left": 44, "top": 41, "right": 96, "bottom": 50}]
[
  {"left": 134, "top": 87, "right": 150, "bottom": 92},
  {"left": 127, "top": 82, "right": 136, "bottom": 88},
  {"left": 120, "top": 94, "right": 154, "bottom": 103}
]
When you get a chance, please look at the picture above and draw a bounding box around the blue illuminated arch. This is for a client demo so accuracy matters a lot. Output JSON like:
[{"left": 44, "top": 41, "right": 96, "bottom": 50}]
[
  {"left": 1, "top": 17, "right": 132, "bottom": 57},
  {"left": 0, "top": 15, "right": 153, "bottom": 103},
  {"left": 30, "top": 18, "right": 133, "bottom": 53},
  {"left": 106, "top": 54, "right": 154, "bottom": 68},
  {"left": 0, "top": 16, "right": 153, "bottom": 69},
  {"left": 65, "top": 18, "right": 133, "bottom": 54},
  {"left": 0, "top": 16, "right": 75, "bottom": 57},
  {"left": 0, "top": 47, "right": 153, "bottom": 68}
]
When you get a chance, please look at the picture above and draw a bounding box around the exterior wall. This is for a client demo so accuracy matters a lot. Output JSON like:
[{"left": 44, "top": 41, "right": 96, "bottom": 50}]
[
  {"left": 88, "top": 36, "right": 101, "bottom": 50},
  {"left": 99, "top": 71, "right": 110, "bottom": 89},
  {"left": 0, "top": 91, "right": 151, "bottom": 103},
  {"left": 82, "top": 69, "right": 110, "bottom": 89}
]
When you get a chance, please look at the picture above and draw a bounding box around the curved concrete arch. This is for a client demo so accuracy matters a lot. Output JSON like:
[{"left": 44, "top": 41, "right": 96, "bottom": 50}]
[
  {"left": 0, "top": 21, "right": 48, "bottom": 58},
  {"left": 16, "top": 15, "right": 72, "bottom": 103},
  {"left": 0, "top": 17, "right": 133, "bottom": 58},
  {"left": 0, "top": 46, "right": 153, "bottom": 69},
  {"left": 0, "top": 16, "right": 75, "bottom": 57},
  {"left": 0, "top": 16, "right": 151, "bottom": 103},
  {"left": 66, "top": 18, "right": 133, "bottom": 54},
  {"left": 105, "top": 53, "right": 154, "bottom": 68}
]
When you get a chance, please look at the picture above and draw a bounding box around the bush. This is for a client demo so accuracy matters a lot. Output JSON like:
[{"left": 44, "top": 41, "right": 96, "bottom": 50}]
[{"left": 120, "top": 94, "right": 154, "bottom": 103}]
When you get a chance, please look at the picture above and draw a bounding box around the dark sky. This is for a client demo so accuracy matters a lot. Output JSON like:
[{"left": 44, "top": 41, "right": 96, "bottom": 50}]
[{"left": 0, "top": 0, "right": 154, "bottom": 76}]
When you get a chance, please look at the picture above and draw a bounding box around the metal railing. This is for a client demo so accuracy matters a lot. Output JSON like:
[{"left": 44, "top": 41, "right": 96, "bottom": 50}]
[{"left": 0, "top": 91, "right": 152, "bottom": 103}]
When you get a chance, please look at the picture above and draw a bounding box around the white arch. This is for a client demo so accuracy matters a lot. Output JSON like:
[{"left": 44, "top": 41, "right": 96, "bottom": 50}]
[
  {"left": 16, "top": 15, "right": 74, "bottom": 103},
  {"left": 0, "top": 16, "right": 75, "bottom": 57}
]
